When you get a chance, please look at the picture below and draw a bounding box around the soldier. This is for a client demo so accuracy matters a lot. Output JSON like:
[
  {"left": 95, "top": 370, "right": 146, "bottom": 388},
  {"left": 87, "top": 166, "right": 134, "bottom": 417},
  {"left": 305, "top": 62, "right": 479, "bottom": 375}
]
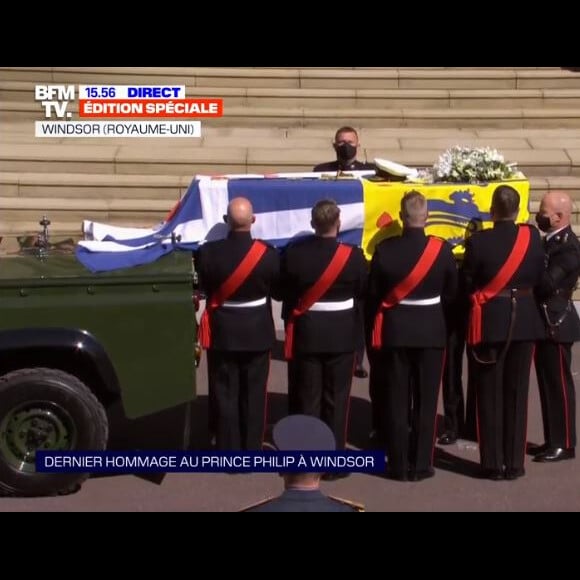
[
  {"left": 242, "top": 415, "right": 364, "bottom": 512},
  {"left": 281, "top": 199, "right": 368, "bottom": 463},
  {"left": 463, "top": 185, "right": 545, "bottom": 480},
  {"left": 533, "top": 191, "right": 580, "bottom": 463},
  {"left": 368, "top": 191, "right": 457, "bottom": 481},
  {"left": 195, "top": 197, "right": 280, "bottom": 451}
]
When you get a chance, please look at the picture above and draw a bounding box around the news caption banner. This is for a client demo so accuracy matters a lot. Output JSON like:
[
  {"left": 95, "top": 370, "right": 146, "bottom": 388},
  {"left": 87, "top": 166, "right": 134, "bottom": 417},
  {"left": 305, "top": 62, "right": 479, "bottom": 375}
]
[
  {"left": 34, "top": 84, "right": 223, "bottom": 138},
  {"left": 37, "top": 451, "right": 386, "bottom": 474}
]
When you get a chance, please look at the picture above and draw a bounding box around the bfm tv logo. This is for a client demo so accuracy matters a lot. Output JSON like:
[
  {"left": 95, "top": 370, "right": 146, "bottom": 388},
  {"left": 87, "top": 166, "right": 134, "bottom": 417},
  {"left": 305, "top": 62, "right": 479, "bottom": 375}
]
[{"left": 35, "top": 85, "right": 75, "bottom": 118}]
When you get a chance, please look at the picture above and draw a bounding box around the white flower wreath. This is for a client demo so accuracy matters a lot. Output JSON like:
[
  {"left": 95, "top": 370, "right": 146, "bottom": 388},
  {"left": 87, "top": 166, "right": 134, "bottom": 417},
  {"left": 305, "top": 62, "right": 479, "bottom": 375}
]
[{"left": 433, "top": 146, "right": 519, "bottom": 183}]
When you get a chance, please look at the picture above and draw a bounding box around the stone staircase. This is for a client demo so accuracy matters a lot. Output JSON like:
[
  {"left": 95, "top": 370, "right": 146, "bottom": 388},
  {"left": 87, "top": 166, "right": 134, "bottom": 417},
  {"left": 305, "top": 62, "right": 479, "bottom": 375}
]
[{"left": 2, "top": 67, "right": 580, "bottom": 246}]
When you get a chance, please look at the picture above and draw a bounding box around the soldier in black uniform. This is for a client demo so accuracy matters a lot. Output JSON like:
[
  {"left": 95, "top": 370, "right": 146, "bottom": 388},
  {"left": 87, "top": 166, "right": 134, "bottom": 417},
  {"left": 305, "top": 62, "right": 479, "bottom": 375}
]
[
  {"left": 281, "top": 199, "right": 368, "bottom": 457},
  {"left": 462, "top": 185, "right": 545, "bottom": 480},
  {"left": 533, "top": 191, "right": 580, "bottom": 463},
  {"left": 367, "top": 191, "right": 457, "bottom": 481},
  {"left": 242, "top": 415, "right": 364, "bottom": 512},
  {"left": 195, "top": 197, "right": 280, "bottom": 451},
  {"left": 313, "top": 126, "right": 375, "bottom": 380}
]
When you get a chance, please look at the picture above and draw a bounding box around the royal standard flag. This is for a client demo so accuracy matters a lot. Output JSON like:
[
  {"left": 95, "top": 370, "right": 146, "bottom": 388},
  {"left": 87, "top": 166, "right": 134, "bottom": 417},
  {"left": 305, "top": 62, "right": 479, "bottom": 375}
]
[{"left": 77, "top": 174, "right": 530, "bottom": 272}]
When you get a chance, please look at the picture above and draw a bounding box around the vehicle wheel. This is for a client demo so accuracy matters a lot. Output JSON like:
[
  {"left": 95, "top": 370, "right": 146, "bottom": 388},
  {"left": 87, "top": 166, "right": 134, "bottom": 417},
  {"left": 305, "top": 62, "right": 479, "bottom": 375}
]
[{"left": 0, "top": 368, "right": 108, "bottom": 497}]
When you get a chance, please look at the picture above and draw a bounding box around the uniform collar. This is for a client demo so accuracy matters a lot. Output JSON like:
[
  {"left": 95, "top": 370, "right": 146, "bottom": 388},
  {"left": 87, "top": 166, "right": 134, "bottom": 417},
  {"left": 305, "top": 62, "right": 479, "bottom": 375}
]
[
  {"left": 282, "top": 489, "right": 325, "bottom": 500},
  {"left": 314, "top": 235, "right": 339, "bottom": 243},
  {"left": 546, "top": 225, "right": 569, "bottom": 242},
  {"left": 227, "top": 230, "right": 253, "bottom": 240},
  {"left": 402, "top": 227, "right": 426, "bottom": 238},
  {"left": 493, "top": 220, "right": 517, "bottom": 230},
  {"left": 338, "top": 159, "right": 360, "bottom": 170}
]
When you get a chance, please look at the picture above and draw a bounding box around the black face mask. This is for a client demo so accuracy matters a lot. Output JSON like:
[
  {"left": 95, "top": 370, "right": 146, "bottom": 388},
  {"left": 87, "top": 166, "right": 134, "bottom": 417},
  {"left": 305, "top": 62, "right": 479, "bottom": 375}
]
[
  {"left": 335, "top": 142, "right": 357, "bottom": 163},
  {"left": 536, "top": 214, "right": 552, "bottom": 233}
]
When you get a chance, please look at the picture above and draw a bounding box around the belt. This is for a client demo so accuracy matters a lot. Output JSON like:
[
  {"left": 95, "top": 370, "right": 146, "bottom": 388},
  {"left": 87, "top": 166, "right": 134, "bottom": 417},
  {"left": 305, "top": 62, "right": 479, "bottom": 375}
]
[
  {"left": 399, "top": 296, "right": 441, "bottom": 306},
  {"left": 495, "top": 288, "right": 533, "bottom": 298},
  {"left": 222, "top": 297, "right": 267, "bottom": 308},
  {"left": 309, "top": 298, "right": 354, "bottom": 312}
]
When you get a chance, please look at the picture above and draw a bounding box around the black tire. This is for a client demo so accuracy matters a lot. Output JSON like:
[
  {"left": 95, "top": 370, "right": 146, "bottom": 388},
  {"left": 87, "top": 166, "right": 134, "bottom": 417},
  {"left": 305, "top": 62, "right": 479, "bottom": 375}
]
[{"left": 0, "top": 368, "right": 108, "bottom": 497}]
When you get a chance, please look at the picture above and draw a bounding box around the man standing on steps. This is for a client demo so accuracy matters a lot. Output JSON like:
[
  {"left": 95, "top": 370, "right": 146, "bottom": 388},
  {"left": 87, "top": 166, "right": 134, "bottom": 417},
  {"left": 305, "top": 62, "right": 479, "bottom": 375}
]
[
  {"left": 533, "top": 190, "right": 580, "bottom": 463},
  {"left": 313, "top": 126, "right": 375, "bottom": 380},
  {"left": 195, "top": 197, "right": 281, "bottom": 451}
]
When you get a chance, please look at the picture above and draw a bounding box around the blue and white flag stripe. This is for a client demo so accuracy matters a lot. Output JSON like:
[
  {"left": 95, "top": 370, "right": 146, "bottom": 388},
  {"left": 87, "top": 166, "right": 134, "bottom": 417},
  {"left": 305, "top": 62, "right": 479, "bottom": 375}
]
[{"left": 77, "top": 177, "right": 365, "bottom": 272}]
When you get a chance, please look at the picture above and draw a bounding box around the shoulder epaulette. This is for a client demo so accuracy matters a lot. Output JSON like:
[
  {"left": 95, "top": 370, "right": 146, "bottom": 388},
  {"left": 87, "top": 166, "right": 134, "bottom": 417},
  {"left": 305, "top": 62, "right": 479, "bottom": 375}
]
[
  {"left": 328, "top": 495, "right": 365, "bottom": 512},
  {"left": 239, "top": 496, "right": 276, "bottom": 512}
]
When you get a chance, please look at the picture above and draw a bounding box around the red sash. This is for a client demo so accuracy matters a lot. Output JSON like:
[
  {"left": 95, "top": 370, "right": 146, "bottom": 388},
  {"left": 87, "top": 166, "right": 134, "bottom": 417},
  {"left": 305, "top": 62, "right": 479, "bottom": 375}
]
[
  {"left": 467, "top": 226, "right": 531, "bottom": 346},
  {"left": 371, "top": 237, "right": 444, "bottom": 349},
  {"left": 198, "top": 240, "right": 267, "bottom": 349},
  {"left": 284, "top": 244, "right": 353, "bottom": 360}
]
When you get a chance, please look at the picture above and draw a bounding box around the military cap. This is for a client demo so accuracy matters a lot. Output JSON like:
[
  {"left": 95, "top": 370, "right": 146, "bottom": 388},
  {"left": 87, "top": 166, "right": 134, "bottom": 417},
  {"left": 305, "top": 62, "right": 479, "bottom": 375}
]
[{"left": 273, "top": 415, "right": 336, "bottom": 451}]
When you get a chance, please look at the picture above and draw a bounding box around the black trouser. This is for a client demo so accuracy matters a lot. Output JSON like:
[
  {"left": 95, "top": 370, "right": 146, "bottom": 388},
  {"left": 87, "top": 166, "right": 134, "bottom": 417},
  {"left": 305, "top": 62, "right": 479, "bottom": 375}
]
[
  {"left": 463, "top": 349, "right": 478, "bottom": 441},
  {"left": 207, "top": 350, "right": 270, "bottom": 451},
  {"left": 375, "top": 348, "right": 445, "bottom": 475},
  {"left": 471, "top": 341, "right": 534, "bottom": 472},
  {"left": 368, "top": 349, "right": 380, "bottom": 433},
  {"left": 287, "top": 359, "right": 299, "bottom": 415},
  {"left": 442, "top": 330, "right": 465, "bottom": 437},
  {"left": 355, "top": 300, "right": 367, "bottom": 370},
  {"left": 535, "top": 341, "right": 577, "bottom": 449},
  {"left": 290, "top": 351, "right": 355, "bottom": 449}
]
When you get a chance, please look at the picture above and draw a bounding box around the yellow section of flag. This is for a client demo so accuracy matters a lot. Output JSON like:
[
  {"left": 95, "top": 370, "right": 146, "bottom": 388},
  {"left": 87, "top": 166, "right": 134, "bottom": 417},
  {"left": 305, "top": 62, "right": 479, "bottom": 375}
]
[{"left": 361, "top": 179, "right": 530, "bottom": 260}]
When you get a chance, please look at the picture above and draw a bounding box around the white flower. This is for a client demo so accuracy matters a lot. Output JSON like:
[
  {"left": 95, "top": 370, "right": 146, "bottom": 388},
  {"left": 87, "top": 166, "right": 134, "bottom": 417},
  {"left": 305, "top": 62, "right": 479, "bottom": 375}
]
[{"left": 433, "top": 146, "right": 518, "bottom": 183}]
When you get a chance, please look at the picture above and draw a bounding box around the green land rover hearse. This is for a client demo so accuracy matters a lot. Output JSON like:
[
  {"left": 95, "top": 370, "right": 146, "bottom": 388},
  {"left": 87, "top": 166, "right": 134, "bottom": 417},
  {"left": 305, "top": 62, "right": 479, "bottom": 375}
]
[{"left": 0, "top": 222, "right": 198, "bottom": 497}]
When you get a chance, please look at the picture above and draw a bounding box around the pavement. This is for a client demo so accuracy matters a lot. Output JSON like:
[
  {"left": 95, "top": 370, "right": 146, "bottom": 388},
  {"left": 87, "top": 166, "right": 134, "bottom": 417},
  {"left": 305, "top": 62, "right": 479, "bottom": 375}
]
[{"left": 1, "top": 303, "right": 579, "bottom": 512}]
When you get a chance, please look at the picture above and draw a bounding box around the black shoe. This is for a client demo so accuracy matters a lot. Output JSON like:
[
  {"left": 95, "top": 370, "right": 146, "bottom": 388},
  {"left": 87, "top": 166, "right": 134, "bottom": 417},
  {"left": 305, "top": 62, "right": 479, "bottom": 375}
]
[
  {"left": 527, "top": 443, "right": 548, "bottom": 456},
  {"left": 409, "top": 468, "right": 435, "bottom": 482},
  {"left": 505, "top": 468, "right": 525, "bottom": 480},
  {"left": 354, "top": 366, "right": 368, "bottom": 379},
  {"left": 533, "top": 447, "right": 576, "bottom": 463},
  {"left": 437, "top": 431, "right": 458, "bottom": 446},
  {"left": 322, "top": 472, "right": 350, "bottom": 482},
  {"left": 481, "top": 468, "right": 505, "bottom": 481}
]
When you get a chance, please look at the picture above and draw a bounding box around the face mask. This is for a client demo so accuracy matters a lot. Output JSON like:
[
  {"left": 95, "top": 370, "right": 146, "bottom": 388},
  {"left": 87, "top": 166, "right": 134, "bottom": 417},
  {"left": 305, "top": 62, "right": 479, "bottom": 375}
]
[
  {"left": 536, "top": 214, "right": 552, "bottom": 233},
  {"left": 335, "top": 142, "right": 357, "bottom": 163}
]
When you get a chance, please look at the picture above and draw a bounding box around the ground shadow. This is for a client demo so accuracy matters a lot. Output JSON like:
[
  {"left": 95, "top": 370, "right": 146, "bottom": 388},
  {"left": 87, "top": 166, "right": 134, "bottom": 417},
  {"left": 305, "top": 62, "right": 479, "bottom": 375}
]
[
  {"left": 433, "top": 448, "right": 482, "bottom": 479},
  {"left": 347, "top": 396, "right": 373, "bottom": 450}
]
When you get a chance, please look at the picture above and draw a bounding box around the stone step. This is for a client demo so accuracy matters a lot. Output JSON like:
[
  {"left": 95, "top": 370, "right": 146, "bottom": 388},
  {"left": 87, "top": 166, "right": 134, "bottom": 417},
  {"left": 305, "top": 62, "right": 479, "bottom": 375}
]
[
  {"left": 5, "top": 81, "right": 580, "bottom": 109},
  {"left": 5, "top": 122, "right": 580, "bottom": 144},
  {"left": 1, "top": 67, "right": 577, "bottom": 90},
  {"left": 3, "top": 173, "right": 579, "bottom": 203},
  {"left": 0, "top": 196, "right": 173, "bottom": 231},
  {"left": 0, "top": 172, "right": 191, "bottom": 200},
  {"left": 0, "top": 142, "right": 577, "bottom": 177},
  {"left": 5, "top": 100, "right": 580, "bottom": 128}
]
